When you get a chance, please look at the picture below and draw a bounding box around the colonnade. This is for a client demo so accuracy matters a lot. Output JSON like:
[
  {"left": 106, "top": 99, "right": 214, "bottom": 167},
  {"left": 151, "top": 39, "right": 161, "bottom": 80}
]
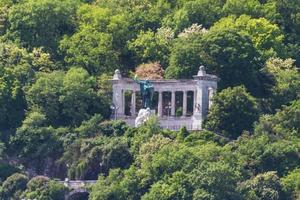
[
  {"left": 111, "top": 66, "right": 219, "bottom": 130},
  {"left": 122, "top": 89, "right": 198, "bottom": 117}
]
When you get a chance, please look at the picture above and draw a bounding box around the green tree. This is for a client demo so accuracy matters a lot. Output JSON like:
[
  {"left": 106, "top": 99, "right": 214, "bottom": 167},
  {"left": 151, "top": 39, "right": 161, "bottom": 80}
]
[
  {"left": 165, "top": 32, "right": 205, "bottom": 79},
  {"left": 255, "top": 100, "right": 300, "bottom": 138},
  {"left": 60, "top": 136, "right": 132, "bottom": 180},
  {"left": 60, "top": 4, "right": 131, "bottom": 74},
  {"left": 163, "top": 0, "right": 225, "bottom": 33},
  {"left": 0, "top": 42, "right": 32, "bottom": 85},
  {"left": 128, "top": 27, "right": 174, "bottom": 67},
  {"left": 60, "top": 26, "right": 119, "bottom": 75},
  {"left": 142, "top": 171, "right": 192, "bottom": 200},
  {"left": 129, "top": 116, "right": 163, "bottom": 155},
  {"left": 0, "top": 0, "right": 13, "bottom": 7},
  {"left": 60, "top": 67, "right": 109, "bottom": 125},
  {"left": 0, "top": 164, "right": 19, "bottom": 182},
  {"left": 177, "top": 126, "right": 189, "bottom": 141},
  {"left": 98, "top": 120, "right": 128, "bottom": 137},
  {"left": 264, "top": 58, "right": 300, "bottom": 109},
  {"left": 10, "top": 111, "right": 63, "bottom": 174},
  {"left": 0, "top": 173, "right": 28, "bottom": 199},
  {"left": 190, "top": 161, "right": 241, "bottom": 200},
  {"left": 204, "top": 86, "right": 259, "bottom": 138},
  {"left": 281, "top": 169, "right": 300, "bottom": 200},
  {"left": 0, "top": 3, "right": 9, "bottom": 35},
  {"left": 26, "top": 71, "right": 64, "bottom": 126},
  {"left": 75, "top": 114, "right": 103, "bottom": 138},
  {"left": 266, "top": 0, "right": 300, "bottom": 66},
  {"left": 0, "top": 66, "right": 25, "bottom": 130},
  {"left": 137, "top": 134, "right": 172, "bottom": 165},
  {"left": 0, "top": 42, "right": 55, "bottom": 83},
  {"left": 26, "top": 68, "right": 109, "bottom": 126},
  {"left": 97, "top": 0, "right": 175, "bottom": 31},
  {"left": 76, "top": 4, "right": 131, "bottom": 50},
  {"left": 238, "top": 171, "right": 283, "bottom": 200},
  {"left": 211, "top": 15, "right": 285, "bottom": 60},
  {"left": 271, "top": 0, "right": 300, "bottom": 43},
  {"left": 136, "top": 143, "right": 227, "bottom": 194},
  {"left": 233, "top": 134, "right": 300, "bottom": 176},
  {"left": 223, "top": 0, "right": 277, "bottom": 19},
  {"left": 7, "top": 0, "right": 79, "bottom": 55},
  {"left": 23, "top": 176, "right": 68, "bottom": 200},
  {"left": 201, "top": 28, "right": 263, "bottom": 94},
  {"left": 90, "top": 131, "right": 241, "bottom": 200},
  {"left": 89, "top": 168, "right": 130, "bottom": 200}
]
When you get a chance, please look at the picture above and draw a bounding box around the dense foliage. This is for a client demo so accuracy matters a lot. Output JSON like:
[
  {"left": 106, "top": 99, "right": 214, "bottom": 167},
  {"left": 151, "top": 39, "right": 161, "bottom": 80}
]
[{"left": 0, "top": 0, "right": 299, "bottom": 199}]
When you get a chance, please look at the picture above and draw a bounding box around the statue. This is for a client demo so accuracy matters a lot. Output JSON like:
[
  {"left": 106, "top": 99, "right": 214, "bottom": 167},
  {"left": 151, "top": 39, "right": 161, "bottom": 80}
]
[
  {"left": 133, "top": 75, "right": 155, "bottom": 127},
  {"left": 134, "top": 75, "right": 154, "bottom": 109}
]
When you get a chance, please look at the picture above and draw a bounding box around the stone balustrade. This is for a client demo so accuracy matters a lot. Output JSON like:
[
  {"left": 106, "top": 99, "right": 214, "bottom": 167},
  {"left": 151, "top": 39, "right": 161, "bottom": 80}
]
[{"left": 59, "top": 180, "right": 97, "bottom": 190}]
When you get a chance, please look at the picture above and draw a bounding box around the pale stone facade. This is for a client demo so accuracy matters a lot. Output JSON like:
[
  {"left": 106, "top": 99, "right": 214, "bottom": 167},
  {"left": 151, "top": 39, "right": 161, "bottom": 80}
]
[{"left": 111, "top": 66, "right": 219, "bottom": 130}]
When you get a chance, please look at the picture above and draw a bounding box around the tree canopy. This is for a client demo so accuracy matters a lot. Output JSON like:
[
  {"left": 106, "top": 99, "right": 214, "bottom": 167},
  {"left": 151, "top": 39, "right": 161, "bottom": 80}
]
[
  {"left": 0, "top": 0, "right": 299, "bottom": 199},
  {"left": 204, "top": 86, "right": 259, "bottom": 138}
]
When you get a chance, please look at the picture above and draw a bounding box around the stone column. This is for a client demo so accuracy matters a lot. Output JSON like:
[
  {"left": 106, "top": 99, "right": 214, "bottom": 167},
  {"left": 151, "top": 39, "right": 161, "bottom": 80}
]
[
  {"left": 158, "top": 91, "right": 163, "bottom": 117},
  {"left": 113, "top": 85, "right": 123, "bottom": 119},
  {"left": 171, "top": 91, "right": 176, "bottom": 117},
  {"left": 112, "top": 86, "right": 122, "bottom": 118},
  {"left": 111, "top": 70, "right": 124, "bottom": 119},
  {"left": 183, "top": 90, "right": 187, "bottom": 116},
  {"left": 208, "top": 87, "right": 214, "bottom": 109},
  {"left": 131, "top": 91, "right": 136, "bottom": 116},
  {"left": 193, "top": 90, "right": 197, "bottom": 114},
  {"left": 121, "top": 89, "right": 125, "bottom": 116},
  {"left": 197, "top": 86, "right": 204, "bottom": 116},
  {"left": 202, "top": 86, "right": 209, "bottom": 116}
]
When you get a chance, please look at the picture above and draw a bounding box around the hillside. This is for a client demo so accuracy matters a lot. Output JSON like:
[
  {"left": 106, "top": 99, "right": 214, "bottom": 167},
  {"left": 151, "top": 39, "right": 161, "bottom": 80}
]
[{"left": 0, "top": 0, "right": 299, "bottom": 199}]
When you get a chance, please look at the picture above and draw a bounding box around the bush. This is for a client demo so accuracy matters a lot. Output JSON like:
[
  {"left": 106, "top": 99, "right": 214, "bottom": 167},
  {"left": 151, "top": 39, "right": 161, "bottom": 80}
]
[
  {"left": 204, "top": 86, "right": 259, "bottom": 138},
  {"left": 0, "top": 173, "right": 28, "bottom": 199},
  {"left": 24, "top": 176, "right": 68, "bottom": 200}
]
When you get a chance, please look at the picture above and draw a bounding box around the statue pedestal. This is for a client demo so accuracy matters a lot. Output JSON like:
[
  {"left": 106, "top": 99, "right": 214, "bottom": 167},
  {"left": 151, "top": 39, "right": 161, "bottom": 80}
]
[
  {"left": 135, "top": 108, "right": 155, "bottom": 127},
  {"left": 192, "top": 112, "right": 202, "bottom": 130}
]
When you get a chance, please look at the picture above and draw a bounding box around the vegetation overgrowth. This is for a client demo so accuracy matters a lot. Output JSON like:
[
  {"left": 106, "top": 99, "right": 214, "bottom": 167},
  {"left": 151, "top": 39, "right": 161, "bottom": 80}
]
[{"left": 0, "top": 0, "right": 299, "bottom": 199}]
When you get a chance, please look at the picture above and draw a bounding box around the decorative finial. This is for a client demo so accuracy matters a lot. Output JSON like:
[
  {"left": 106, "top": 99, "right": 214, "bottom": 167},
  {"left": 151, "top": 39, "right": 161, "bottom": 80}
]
[
  {"left": 113, "top": 69, "right": 122, "bottom": 80},
  {"left": 197, "top": 65, "right": 206, "bottom": 76}
]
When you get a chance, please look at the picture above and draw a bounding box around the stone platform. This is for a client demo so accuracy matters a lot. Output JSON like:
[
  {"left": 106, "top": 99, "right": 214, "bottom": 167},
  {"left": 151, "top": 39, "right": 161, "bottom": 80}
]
[{"left": 123, "top": 115, "right": 202, "bottom": 131}]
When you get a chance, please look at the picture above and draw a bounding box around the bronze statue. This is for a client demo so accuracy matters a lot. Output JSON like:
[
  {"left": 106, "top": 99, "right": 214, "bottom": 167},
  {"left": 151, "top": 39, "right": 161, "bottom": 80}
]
[{"left": 134, "top": 75, "right": 154, "bottom": 109}]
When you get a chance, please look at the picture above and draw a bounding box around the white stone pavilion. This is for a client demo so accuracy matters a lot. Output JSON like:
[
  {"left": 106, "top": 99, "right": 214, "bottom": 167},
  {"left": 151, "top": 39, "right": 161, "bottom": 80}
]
[{"left": 111, "top": 66, "right": 219, "bottom": 130}]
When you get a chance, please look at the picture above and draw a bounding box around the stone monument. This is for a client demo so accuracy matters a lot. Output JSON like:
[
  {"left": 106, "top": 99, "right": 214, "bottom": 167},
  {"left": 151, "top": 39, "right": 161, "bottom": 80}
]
[
  {"left": 134, "top": 75, "right": 155, "bottom": 127},
  {"left": 110, "top": 66, "right": 219, "bottom": 130}
]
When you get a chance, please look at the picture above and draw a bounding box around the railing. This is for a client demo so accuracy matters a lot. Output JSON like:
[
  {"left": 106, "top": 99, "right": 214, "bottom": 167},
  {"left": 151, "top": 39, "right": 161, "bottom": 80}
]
[
  {"left": 122, "top": 116, "right": 202, "bottom": 131},
  {"left": 58, "top": 180, "right": 97, "bottom": 190},
  {"left": 161, "top": 124, "right": 201, "bottom": 131}
]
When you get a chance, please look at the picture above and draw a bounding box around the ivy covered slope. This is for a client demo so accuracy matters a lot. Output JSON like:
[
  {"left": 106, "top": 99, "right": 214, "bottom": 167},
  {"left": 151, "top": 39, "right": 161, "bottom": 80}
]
[{"left": 0, "top": 0, "right": 299, "bottom": 199}]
